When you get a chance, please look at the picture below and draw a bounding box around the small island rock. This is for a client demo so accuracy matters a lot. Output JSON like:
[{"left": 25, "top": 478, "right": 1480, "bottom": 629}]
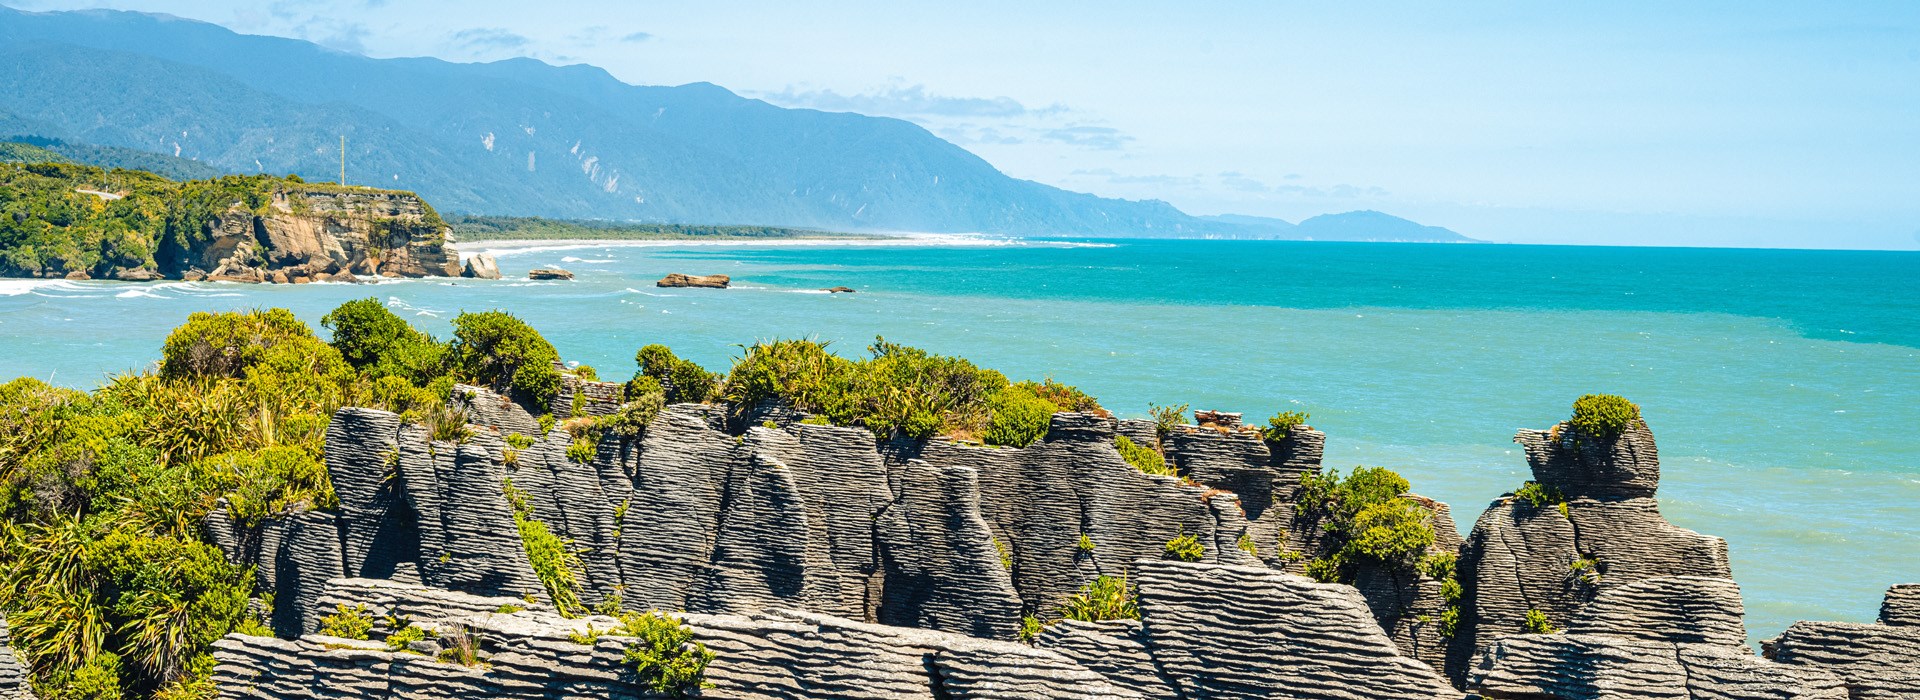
[
  {"left": 528, "top": 268, "right": 574, "bottom": 281},
  {"left": 824, "top": 286, "right": 856, "bottom": 293},
  {"left": 463, "top": 253, "right": 502, "bottom": 280},
  {"left": 657, "top": 273, "right": 730, "bottom": 288}
]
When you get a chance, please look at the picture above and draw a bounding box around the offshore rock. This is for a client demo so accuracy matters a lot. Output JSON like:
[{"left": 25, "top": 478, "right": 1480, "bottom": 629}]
[
  {"left": 657, "top": 272, "right": 730, "bottom": 288},
  {"left": 526, "top": 267, "right": 573, "bottom": 280},
  {"left": 460, "top": 253, "right": 501, "bottom": 279}
]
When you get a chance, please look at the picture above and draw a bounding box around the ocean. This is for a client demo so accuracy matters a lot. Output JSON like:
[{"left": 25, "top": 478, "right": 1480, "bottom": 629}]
[{"left": 2, "top": 237, "right": 1914, "bottom": 642}]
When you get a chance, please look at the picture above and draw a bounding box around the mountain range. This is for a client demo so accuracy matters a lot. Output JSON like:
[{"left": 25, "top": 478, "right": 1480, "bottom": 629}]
[{"left": 0, "top": 5, "right": 1473, "bottom": 242}]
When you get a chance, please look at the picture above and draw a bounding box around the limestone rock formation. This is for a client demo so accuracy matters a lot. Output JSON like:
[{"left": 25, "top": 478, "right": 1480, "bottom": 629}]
[
  {"left": 657, "top": 273, "right": 730, "bottom": 288},
  {"left": 0, "top": 616, "right": 33, "bottom": 700},
  {"left": 1456, "top": 417, "right": 1730, "bottom": 678},
  {"left": 527, "top": 268, "right": 573, "bottom": 280},
  {"left": 1764, "top": 585, "right": 1920, "bottom": 700},
  {"left": 170, "top": 188, "right": 459, "bottom": 283},
  {"left": 460, "top": 253, "right": 501, "bottom": 279}
]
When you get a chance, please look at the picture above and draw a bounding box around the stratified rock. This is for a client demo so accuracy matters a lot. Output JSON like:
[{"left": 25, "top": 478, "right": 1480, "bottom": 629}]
[
  {"left": 527, "top": 268, "right": 573, "bottom": 280},
  {"left": 0, "top": 615, "right": 33, "bottom": 700},
  {"left": 113, "top": 267, "right": 163, "bottom": 281},
  {"left": 657, "top": 273, "right": 730, "bottom": 288},
  {"left": 1457, "top": 420, "right": 1729, "bottom": 678},
  {"left": 1132, "top": 560, "right": 1455, "bottom": 699},
  {"left": 1881, "top": 583, "right": 1920, "bottom": 627},
  {"left": 1467, "top": 633, "right": 1847, "bottom": 699},
  {"left": 461, "top": 253, "right": 501, "bottom": 279},
  {"left": 1766, "top": 585, "right": 1920, "bottom": 700},
  {"left": 875, "top": 460, "right": 1024, "bottom": 639},
  {"left": 616, "top": 405, "right": 742, "bottom": 611},
  {"left": 1568, "top": 576, "right": 1746, "bottom": 646},
  {"left": 1515, "top": 419, "right": 1660, "bottom": 499},
  {"left": 325, "top": 408, "right": 413, "bottom": 581},
  {"left": 1031, "top": 620, "right": 1178, "bottom": 700},
  {"left": 270, "top": 510, "right": 345, "bottom": 638}
]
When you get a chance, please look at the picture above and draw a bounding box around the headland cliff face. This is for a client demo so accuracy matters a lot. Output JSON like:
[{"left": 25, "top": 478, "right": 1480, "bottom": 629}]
[
  {"left": 167, "top": 189, "right": 461, "bottom": 284},
  {"left": 11, "top": 371, "right": 1900, "bottom": 700}
]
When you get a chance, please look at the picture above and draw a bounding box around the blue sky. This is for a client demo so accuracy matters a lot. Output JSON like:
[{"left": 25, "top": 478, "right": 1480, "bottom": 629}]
[{"left": 13, "top": 0, "right": 1920, "bottom": 248}]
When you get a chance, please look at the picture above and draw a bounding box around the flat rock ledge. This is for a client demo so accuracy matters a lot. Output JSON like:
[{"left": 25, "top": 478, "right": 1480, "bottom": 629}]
[{"left": 527, "top": 268, "right": 573, "bottom": 280}]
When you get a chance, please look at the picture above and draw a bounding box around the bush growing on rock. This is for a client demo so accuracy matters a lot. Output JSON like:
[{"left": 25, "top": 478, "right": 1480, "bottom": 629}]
[
  {"left": 1059, "top": 575, "right": 1138, "bottom": 622},
  {"left": 502, "top": 479, "right": 584, "bottom": 615},
  {"left": 321, "top": 298, "right": 447, "bottom": 385},
  {"left": 1164, "top": 532, "right": 1206, "bottom": 562},
  {"left": 1261, "top": 410, "right": 1309, "bottom": 442},
  {"left": 1513, "top": 481, "right": 1567, "bottom": 509},
  {"left": 633, "top": 344, "right": 719, "bottom": 404},
  {"left": 1568, "top": 393, "right": 1640, "bottom": 439},
  {"left": 981, "top": 383, "right": 1055, "bottom": 447},
  {"left": 1293, "top": 466, "right": 1437, "bottom": 582},
  {"left": 613, "top": 611, "right": 714, "bottom": 698},
  {"left": 449, "top": 310, "right": 561, "bottom": 409},
  {"left": 1114, "top": 434, "right": 1174, "bottom": 476},
  {"left": 317, "top": 604, "right": 373, "bottom": 640}
]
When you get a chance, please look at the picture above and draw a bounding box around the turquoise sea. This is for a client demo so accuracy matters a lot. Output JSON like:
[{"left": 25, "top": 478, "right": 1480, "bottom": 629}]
[{"left": 2, "top": 238, "right": 1915, "bottom": 642}]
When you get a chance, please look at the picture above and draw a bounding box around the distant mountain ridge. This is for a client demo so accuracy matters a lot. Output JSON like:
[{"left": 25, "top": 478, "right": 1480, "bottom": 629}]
[{"left": 0, "top": 6, "right": 1471, "bottom": 241}]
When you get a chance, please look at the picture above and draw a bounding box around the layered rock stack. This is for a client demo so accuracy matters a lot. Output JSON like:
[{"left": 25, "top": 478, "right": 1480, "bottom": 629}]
[
  {"left": 0, "top": 616, "right": 32, "bottom": 700},
  {"left": 182, "top": 386, "right": 1919, "bottom": 699}
]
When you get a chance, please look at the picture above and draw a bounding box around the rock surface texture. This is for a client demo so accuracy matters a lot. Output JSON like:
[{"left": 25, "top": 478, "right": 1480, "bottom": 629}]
[
  {"left": 0, "top": 616, "right": 33, "bottom": 700},
  {"left": 169, "top": 188, "right": 459, "bottom": 283},
  {"left": 195, "top": 393, "right": 1918, "bottom": 699}
]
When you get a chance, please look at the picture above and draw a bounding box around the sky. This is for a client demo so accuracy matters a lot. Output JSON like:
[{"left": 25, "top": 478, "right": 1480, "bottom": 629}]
[{"left": 11, "top": 0, "right": 1920, "bottom": 248}]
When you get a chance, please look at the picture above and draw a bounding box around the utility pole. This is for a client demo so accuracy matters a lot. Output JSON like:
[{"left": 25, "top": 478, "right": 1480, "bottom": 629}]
[{"left": 339, "top": 134, "right": 346, "bottom": 186}]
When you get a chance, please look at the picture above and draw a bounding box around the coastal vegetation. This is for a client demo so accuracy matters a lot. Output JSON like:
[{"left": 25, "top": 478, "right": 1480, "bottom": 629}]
[
  {"left": 447, "top": 214, "right": 869, "bottom": 242},
  {"left": 0, "top": 159, "right": 443, "bottom": 280},
  {"left": 1295, "top": 466, "right": 1438, "bottom": 584},
  {"left": 1568, "top": 393, "right": 1640, "bottom": 439},
  {"left": 0, "top": 296, "right": 1396, "bottom": 698}
]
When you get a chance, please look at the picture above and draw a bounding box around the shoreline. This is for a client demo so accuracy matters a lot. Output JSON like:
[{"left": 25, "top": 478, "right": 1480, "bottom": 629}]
[{"left": 456, "top": 233, "right": 1116, "bottom": 259}]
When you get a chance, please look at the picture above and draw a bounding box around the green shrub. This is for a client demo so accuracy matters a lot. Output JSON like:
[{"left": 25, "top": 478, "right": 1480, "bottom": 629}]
[
  {"left": 991, "top": 537, "right": 1013, "bottom": 570},
  {"left": 982, "top": 383, "right": 1055, "bottom": 447},
  {"left": 449, "top": 310, "right": 561, "bottom": 409},
  {"left": 1344, "top": 499, "right": 1436, "bottom": 564},
  {"left": 597, "top": 391, "right": 663, "bottom": 440},
  {"left": 1148, "top": 402, "right": 1189, "bottom": 442},
  {"left": 571, "top": 364, "right": 598, "bottom": 382},
  {"left": 384, "top": 625, "right": 427, "bottom": 652},
  {"left": 198, "top": 445, "right": 336, "bottom": 525},
  {"left": 1114, "top": 435, "right": 1175, "bottom": 476},
  {"left": 159, "top": 308, "right": 320, "bottom": 380},
  {"left": 1438, "top": 607, "right": 1461, "bottom": 639},
  {"left": 1077, "top": 533, "right": 1095, "bottom": 552},
  {"left": 1513, "top": 481, "right": 1567, "bottom": 509},
  {"left": 566, "top": 435, "right": 597, "bottom": 464},
  {"left": 321, "top": 298, "right": 446, "bottom": 384},
  {"left": 318, "top": 604, "right": 373, "bottom": 639},
  {"left": 1013, "top": 379, "right": 1101, "bottom": 413},
  {"left": 1304, "top": 557, "right": 1344, "bottom": 583},
  {"left": 1019, "top": 615, "right": 1045, "bottom": 644},
  {"left": 1417, "top": 552, "right": 1457, "bottom": 581},
  {"left": 1261, "top": 410, "right": 1309, "bottom": 441},
  {"left": 1522, "top": 609, "right": 1560, "bottom": 635},
  {"left": 1568, "top": 394, "right": 1639, "bottom": 439},
  {"left": 1236, "top": 532, "right": 1259, "bottom": 557},
  {"left": 613, "top": 612, "right": 714, "bottom": 698},
  {"left": 1058, "top": 575, "right": 1138, "bottom": 622},
  {"left": 1163, "top": 532, "right": 1205, "bottom": 562},
  {"left": 493, "top": 604, "right": 525, "bottom": 614},
  {"left": 634, "top": 344, "right": 718, "bottom": 404},
  {"left": 504, "top": 432, "right": 535, "bottom": 450}
]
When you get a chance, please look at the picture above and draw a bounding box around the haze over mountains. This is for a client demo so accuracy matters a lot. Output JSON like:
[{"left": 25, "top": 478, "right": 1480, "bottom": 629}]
[{"left": 0, "top": 5, "right": 1472, "bottom": 241}]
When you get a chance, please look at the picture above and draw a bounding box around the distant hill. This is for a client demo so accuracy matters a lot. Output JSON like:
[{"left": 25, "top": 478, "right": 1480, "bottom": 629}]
[
  {"left": 0, "top": 6, "right": 1471, "bottom": 241},
  {"left": 0, "top": 133, "right": 225, "bottom": 180},
  {"left": 1292, "top": 211, "right": 1475, "bottom": 242}
]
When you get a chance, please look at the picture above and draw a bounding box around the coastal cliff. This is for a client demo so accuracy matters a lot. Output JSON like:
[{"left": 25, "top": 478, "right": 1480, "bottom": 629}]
[{"left": 0, "top": 161, "right": 459, "bottom": 282}]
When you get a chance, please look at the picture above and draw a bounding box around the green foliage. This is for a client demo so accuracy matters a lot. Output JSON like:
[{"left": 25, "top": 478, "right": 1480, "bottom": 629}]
[
  {"left": 502, "top": 480, "right": 583, "bottom": 616},
  {"left": 1148, "top": 402, "right": 1188, "bottom": 442},
  {"left": 1163, "top": 532, "right": 1205, "bottom": 562},
  {"left": 1568, "top": 394, "right": 1640, "bottom": 439},
  {"left": 1236, "top": 532, "right": 1259, "bottom": 557},
  {"left": 1438, "top": 607, "right": 1461, "bottom": 639},
  {"left": 1522, "top": 609, "right": 1560, "bottom": 635},
  {"left": 504, "top": 433, "right": 535, "bottom": 451},
  {"left": 1018, "top": 615, "right": 1045, "bottom": 644},
  {"left": 1077, "top": 533, "right": 1096, "bottom": 552},
  {"left": 1417, "top": 552, "right": 1457, "bottom": 582},
  {"left": 981, "top": 383, "right": 1054, "bottom": 447},
  {"left": 321, "top": 298, "right": 446, "bottom": 384},
  {"left": 633, "top": 345, "right": 718, "bottom": 404},
  {"left": 1261, "top": 410, "right": 1309, "bottom": 442},
  {"left": 197, "top": 446, "right": 335, "bottom": 525},
  {"left": 317, "top": 604, "right": 373, "bottom": 640},
  {"left": 991, "top": 537, "right": 1013, "bottom": 570},
  {"left": 566, "top": 435, "right": 597, "bottom": 464},
  {"left": 570, "top": 364, "right": 597, "bottom": 382},
  {"left": 449, "top": 311, "right": 561, "bottom": 409},
  {"left": 1293, "top": 466, "right": 1434, "bottom": 581},
  {"left": 160, "top": 309, "right": 337, "bottom": 382},
  {"left": 434, "top": 625, "right": 482, "bottom": 667},
  {"left": 612, "top": 611, "right": 715, "bottom": 698},
  {"left": 383, "top": 625, "right": 427, "bottom": 652},
  {"left": 1057, "top": 575, "right": 1138, "bottom": 622},
  {"left": 1113, "top": 435, "right": 1174, "bottom": 476},
  {"left": 1513, "top": 481, "right": 1567, "bottom": 509},
  {"left": 720, "top": 337, "right": 1099, "bottom": 443}
]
